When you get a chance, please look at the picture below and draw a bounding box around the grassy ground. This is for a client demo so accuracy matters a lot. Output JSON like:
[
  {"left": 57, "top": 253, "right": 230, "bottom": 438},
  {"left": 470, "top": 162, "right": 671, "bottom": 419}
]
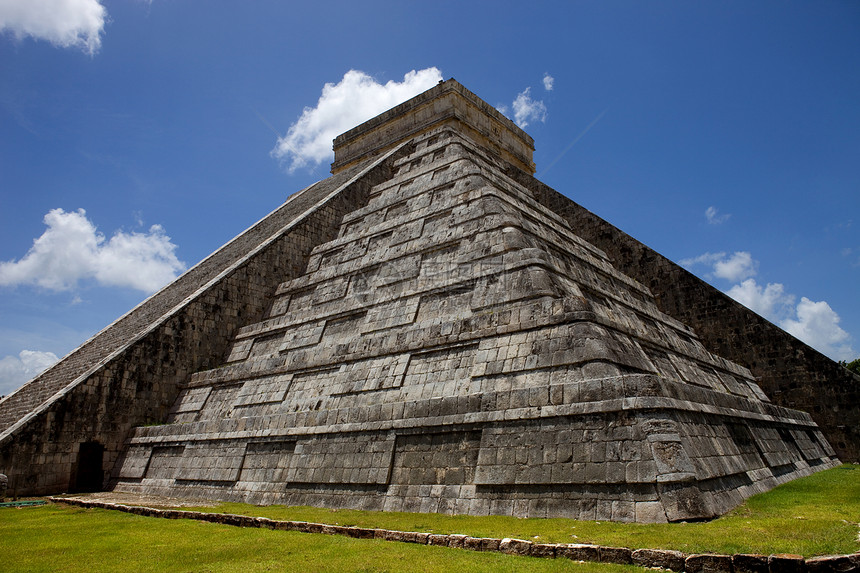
[
  {"left": 0, "top": 504, "right": 636, "bottom": 573},
  {"left": 2, "top": 465, "right": 858, "bottom": 572},
  {"left": 165, "top": 465, "right": 860, "bottom": 557}
]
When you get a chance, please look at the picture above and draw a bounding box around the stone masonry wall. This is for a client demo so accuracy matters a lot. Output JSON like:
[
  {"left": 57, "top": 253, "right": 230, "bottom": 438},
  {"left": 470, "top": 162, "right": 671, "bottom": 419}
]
[
  {"left": 0, "top": 148, "right": 406, "bottom": 497},
  {"left": 509, "top": 169, "right": 860, "bottom": 462},
  {"left": 110, "top": 130, "right": 838, "bottom": 522}
]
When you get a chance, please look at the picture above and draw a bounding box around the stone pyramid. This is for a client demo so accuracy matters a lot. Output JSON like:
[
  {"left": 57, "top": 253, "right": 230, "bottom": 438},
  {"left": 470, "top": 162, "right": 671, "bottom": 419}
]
[
  {"left": 0, "top": 80, "right": 841, "bottom": 522},
  {"left": 108, "top": 81, "right": 836, "bottom": 522}
]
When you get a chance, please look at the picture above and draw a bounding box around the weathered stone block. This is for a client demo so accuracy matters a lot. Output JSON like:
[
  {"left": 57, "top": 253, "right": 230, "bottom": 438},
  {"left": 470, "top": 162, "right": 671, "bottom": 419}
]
[
  {"left": 732, "top": 554, "right": 769, "bottom": 573},
  {"left": 632, "top": 548, "right": 686, "bottom": 572},
  {"left": 529, "top": 543, "right": 557, "bottom": 558},
  {"left": 558, "top": 544, "right": 600, "bottom": 562},
  {"left": 499, "top": 538, "right": 532, "bottom": 556},
  {"left": 805, "top": 554, "right": 860, "bottom": 573},
  {"left": 599, "top": 546, "right": 633, "bottom": 564},
  {"left": 428, "top": 534, "right": 450, "bottom": 547},
  {"left": 343, "top": 527, "right": 375, "bottom": 539},
  {"left": 686, "top": 553, "right": 734, "bottom": 573},
  {"left": 769, "top": 554, "right": 805, "bottom": 573}
]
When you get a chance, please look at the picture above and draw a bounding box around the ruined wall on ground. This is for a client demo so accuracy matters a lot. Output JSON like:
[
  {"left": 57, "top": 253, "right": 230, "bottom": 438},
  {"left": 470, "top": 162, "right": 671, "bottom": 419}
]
[
  {"left": 0, "top": 155, "right": 400, "bottom": 497},
  {"left": 511, "top": 169, "right": 860, "bottom": 462}
]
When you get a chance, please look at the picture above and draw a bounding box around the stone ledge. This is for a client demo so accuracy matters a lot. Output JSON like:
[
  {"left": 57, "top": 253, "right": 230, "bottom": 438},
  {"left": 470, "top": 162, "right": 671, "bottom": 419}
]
[{"left": 48, "top": 497, "right": 859, "bottom": 572}]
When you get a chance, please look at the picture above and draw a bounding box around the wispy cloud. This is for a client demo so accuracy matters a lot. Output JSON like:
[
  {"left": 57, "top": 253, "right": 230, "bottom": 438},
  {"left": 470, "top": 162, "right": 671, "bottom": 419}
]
[
  {"left": 681, "top": 251, "right": 756, "bottom": 282},
  {"left": 0, "top": 208, "right": 185, "bottom": 293},
  {"left": 538, "top": 108, "right": 608, "bottom": 178},
  {"left": 543, "top": 73, "right": 554, "bottom": 91},
  {"left": 0, "top": 349, "right": 58, "bottom": 396},
  {"left": 841, "top": 246, "right": 860, "bottom": 267},
  {"left": 271, "top": 68, "right": 443, "bottom": 173},
  {"left": 705, "top": 206, "right": 730, "bottom": 225},
  {"left": 0, "top": 0, "right": 107, "bottom": 55},
  {"left": 512, "top": 87, "right": 547, "bottom": 128},
  {"left": 684, "top": 250, "right": 856, "bottom": 361}
]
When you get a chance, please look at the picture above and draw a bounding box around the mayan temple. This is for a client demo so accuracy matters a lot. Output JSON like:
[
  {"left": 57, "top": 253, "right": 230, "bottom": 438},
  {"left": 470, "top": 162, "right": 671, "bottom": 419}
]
[{"left": 0, "top": 80, "right": 854, "bottom": 523}]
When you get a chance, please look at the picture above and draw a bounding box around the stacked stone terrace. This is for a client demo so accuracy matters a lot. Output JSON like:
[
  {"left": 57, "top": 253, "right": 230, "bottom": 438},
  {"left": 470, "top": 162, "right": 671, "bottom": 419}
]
[
  {"left": 113, "top": 106, "right": 837, "bottom": 522},
  {"left": 0, "top": 79, "right": 842, "bottom": 518}
]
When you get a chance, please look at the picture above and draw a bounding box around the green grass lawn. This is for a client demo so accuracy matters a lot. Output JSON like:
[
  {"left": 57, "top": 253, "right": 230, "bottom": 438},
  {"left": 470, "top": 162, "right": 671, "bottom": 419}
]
[
  {"left": 164, "top": 465, "right": 860, "bottom": 557},
  {"left": 3, "top": 465, "right": 858, "bottom": 572},
  {"left": 0, "top": 505, "right": 636, "bottom": 573}
]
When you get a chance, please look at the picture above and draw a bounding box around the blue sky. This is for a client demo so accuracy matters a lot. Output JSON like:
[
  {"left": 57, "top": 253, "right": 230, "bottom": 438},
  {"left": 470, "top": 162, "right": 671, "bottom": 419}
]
[{"left": 1, "top": 1, "right": 858, "bottom": 395}]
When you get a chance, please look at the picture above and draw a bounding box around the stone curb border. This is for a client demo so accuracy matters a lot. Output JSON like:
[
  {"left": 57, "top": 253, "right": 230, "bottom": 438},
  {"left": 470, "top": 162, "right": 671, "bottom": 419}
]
[{"left": 48, "top": 498, "right": 858, "bottom": 573}]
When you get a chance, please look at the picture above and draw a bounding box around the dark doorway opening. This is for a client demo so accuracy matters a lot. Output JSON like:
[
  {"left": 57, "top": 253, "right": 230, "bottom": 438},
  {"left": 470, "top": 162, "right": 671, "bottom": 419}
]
[{"left": 73, "top": 441, "right": 104, "bottom": 493}]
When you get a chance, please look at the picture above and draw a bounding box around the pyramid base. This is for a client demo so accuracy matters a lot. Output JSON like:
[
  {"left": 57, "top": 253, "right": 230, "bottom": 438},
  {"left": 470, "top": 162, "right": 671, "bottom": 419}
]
[
  {"left": 112, "top": 375, "right": 839, "bottom": 523},
  {"left": 113, "top": 461, "right": 837, "bottom": 524}
]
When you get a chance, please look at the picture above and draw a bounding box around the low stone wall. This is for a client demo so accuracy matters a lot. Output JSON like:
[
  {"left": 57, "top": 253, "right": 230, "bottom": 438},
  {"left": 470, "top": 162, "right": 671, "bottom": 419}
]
[{"left": 50, "top": 497, "right": 858, "bottom": 573}]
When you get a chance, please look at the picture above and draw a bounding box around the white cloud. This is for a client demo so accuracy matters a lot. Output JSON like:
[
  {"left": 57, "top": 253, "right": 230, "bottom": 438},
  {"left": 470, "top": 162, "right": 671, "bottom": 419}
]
[
  {"left": 512, "top": 87, "right": 547, "bottom": 128},
  {"left": 723, "top": 279, "right": 855, "bottom": 362},
  {"left": 680, "top": 251, "right": 756, "bottom": 282},
  {"left": 781, "top": 298, "right": 855, "bottom": 361},
  {"left": 0, "top": 208, "right": 185, "bottom": 293},
  {"left": 543, "top": 73, "right": 554, "bottom": 91},
  {"left": 0, "top": 349, "right": 58, "bottom": 396},
  {"left": 712, "top": 251, "right": 756, "bottom": 282},
  {"left": 272, "top": 67, "right": 443, "bottom": 173},
  {"left": 726, "top": 278, "right": 794, "bottom": 320},
  {"left": 684, "top": 250, "right": 855, "bottom": 360},
  {"left": 705, "top": 206, "right": 730, "bottom": 225},
  {"left": 0, "top": 0, "right": 107, "bottom": 55}
]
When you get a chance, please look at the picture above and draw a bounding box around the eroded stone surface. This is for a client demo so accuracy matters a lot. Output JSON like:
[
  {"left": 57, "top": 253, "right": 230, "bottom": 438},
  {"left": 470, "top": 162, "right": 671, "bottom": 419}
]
[
  {"left": 733, "top": 553, "right": 770, "bottom": 573},
  {"left": 806, "top": 554, "right": 860, "bottom": 573},
  {"left": 632, "top": 548, "right": 686, "bottom": 572},
  {"left": 686, "top": 553, "right": 734, "bottom": 573}
]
